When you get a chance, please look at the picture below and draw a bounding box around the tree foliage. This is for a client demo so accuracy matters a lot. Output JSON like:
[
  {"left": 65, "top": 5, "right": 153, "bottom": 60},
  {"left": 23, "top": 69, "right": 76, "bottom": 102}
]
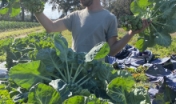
[
  {"left": 48, "top": 0, "right": 81, "bottom": 17},
  {"left": 0, "top": 0, "right": 81, "bottom": 19},
  {"left": 107, "top": 0, "right": 133, "bottom": 20},
  {"left": 0, "top": 0, "right": 7, "bottom": 8}
]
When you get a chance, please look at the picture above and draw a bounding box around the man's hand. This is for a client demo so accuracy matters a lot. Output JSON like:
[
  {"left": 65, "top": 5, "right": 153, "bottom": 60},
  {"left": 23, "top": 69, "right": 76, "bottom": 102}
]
[
  {"left": 109, "top": 19, "right": 151, "bottom": 56},
  {"left": 128, "top": 19, "right": 150, "bottom": 36}
]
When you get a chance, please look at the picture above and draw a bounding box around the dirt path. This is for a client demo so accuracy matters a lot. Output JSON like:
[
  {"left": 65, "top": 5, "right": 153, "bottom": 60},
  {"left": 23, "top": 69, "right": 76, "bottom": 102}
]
[{"left": 14, "top": 29, "right": 44, "bottom": 39}]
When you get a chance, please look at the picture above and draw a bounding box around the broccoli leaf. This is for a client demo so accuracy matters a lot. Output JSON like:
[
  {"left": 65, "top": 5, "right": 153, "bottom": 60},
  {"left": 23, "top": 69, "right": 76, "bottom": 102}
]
[
  {"left": 126, "top": 87, "right": 151, "bottom": 104},
  {"left": 49, "top": 79, "right": 72, "bottom": 101},
  {"left": 85, "top": 42, "right": 110, "bottom": 62},
  {"left": 107, "top": 77, "right": 135, "bottom": 103},
  {"left": 28, "top": 83, "right": 62, "bottom": 104},
  {"left": 9, "top": 61, "right": 50, "bottom": 90},
  {"left": 154, "top": 32, "right": 171, "bottom": 47},
  {"left": 54, "top": 33, "right": 68, "bottom": 62}
]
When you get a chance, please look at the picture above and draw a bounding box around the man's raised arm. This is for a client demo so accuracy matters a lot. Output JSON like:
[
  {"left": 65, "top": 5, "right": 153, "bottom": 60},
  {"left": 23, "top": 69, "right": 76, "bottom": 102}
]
[{"left": 35, "top": 13, "right": 67, "bottom": 33}]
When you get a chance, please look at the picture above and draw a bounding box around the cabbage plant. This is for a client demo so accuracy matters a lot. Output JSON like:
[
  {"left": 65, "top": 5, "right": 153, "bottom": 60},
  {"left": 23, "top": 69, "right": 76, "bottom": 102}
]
[
  {"left": 6, "top": 33, "right": 150, "bottom": 104},
  {"left": 120, "top": 0, "right": 176, "bottom": 51}
]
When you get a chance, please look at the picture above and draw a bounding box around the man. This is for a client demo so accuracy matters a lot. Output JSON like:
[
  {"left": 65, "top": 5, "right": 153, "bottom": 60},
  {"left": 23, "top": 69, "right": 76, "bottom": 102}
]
[{"left": 35, "top": 0, "right": 149, "bottom": 56}]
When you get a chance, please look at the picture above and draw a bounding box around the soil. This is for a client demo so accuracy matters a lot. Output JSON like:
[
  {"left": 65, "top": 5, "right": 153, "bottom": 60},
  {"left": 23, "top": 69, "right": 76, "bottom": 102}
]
[{"left": 14, "top": 29, "right": 44, "bottom": 39}]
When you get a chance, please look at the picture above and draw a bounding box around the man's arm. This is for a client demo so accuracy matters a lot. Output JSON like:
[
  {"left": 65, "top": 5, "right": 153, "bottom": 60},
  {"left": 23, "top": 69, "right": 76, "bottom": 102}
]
[
  {"left": 35, "top": 13, "right": 67, "bottom": 33},
  {"left": 108, "top": 20, "right": 149, "bottom": 56},
  {"left": 108, "top": 31, "right": 134, "bottom": 56}
]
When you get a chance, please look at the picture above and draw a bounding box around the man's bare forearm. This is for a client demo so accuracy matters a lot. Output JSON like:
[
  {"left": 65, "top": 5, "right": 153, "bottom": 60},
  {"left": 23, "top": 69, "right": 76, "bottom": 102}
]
[
  {"left": 109, "top": 19, "right": 150, "bottom": 56},
  {"left": 35, "top": 13, "right": 66, "bottom": 32},
  {"left": 109, "top": 32, "right": 134, "bottom": 56},
  {"left": 35, "top": 13, "right": 55, "bottom": 32}
]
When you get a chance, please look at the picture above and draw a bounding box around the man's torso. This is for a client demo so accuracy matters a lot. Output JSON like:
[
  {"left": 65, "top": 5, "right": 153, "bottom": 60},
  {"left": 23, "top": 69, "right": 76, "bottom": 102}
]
[{"left": 63, "top": 8, "right": 117, "bottom": 53}]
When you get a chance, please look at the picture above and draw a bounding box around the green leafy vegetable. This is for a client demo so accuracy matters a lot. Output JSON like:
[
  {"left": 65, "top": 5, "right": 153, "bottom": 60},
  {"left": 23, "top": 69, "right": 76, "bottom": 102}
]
[
  {"left": 120, "top": 0, "right": 176, "bottom": 51},
  {"left": 28, "top": 83, "right": 62, "bottom": 104},
  {"left": 9, "top": 61, "right": 51, "bottom": 90}
]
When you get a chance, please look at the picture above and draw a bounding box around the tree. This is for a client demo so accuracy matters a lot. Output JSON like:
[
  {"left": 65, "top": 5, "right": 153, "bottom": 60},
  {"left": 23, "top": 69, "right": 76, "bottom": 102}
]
[
  {"left": 108, "top": 0, "right": 133, "bottom": 19},
  {"left": 0, "top": 0, "right": 7, "bottom": 8},
  {"left": 106, "top": 0, "right": 133, "bottom": 27},
  {"left": 20, "top": 4, "right": 25, "bottom": 21},
  {"left": 101, "top": 0, "right": 108, "bottom": 8},
  {"left": 49, "top": 0, "right": 81, "bottom": 17},
  {"left": 0, "top": 0, "right": 81, "bottom": 20}
]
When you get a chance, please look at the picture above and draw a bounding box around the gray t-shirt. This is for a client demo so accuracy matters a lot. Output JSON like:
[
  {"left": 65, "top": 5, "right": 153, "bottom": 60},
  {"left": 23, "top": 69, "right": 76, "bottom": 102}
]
[{"left": 62, "top": 8, "right": 118, "bottom": 53}]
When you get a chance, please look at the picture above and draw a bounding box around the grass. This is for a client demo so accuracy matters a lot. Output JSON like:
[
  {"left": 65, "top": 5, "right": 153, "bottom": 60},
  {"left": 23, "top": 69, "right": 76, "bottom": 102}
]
[
  {"left": 62, "top": 30, "right": 72, "bottom": 48},
  {"left": 0, "top": 54, "right": 6, "bottom": 62},
  {"left": 0, "top": 26, "right": 45, "bottom": 39}
]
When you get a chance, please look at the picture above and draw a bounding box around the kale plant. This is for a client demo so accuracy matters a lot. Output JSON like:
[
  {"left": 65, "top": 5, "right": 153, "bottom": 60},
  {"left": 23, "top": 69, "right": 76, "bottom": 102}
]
[
  {"left": 6, "top": 33, "right": 151, "bottom": 104},
  {"left": 120, "top": 0, "right": 176, "bottom": 51}
]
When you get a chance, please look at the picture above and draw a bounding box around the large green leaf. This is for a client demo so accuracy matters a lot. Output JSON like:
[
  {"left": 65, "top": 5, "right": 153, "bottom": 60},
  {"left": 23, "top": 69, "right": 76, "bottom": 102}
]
[
  {"left": 93, "top": 61, "right": 113, "bottom": 81},
  {"left": 85, "top": 42, "right": 110, "bottom": 62},
  {"left": 154, "top": 32, "right": 171, "bottom": 46},
  {"left": 63, "top": 94, "right": 111, "bottom": 104},
  {"left": 130, "top": 0, "right": 150, "bottom": 16},
  {"left": 63, "top": 95, "right": 85, "bottom": 104},
  {"left": 107, "top": 77, "right": 135, "bottom": 103},
  {"left": 135, "top": 35, "right": 156, "bottom": 52},
  {"left": 164, "top": 19, "right": 176, "bottom": 33},
  {"left": 9, "top": 61, "right": 50, "bottom": 90},
  {"left": 126, "top": 87, "right": 151, "bottom": 104},
  {"left": 0, "top": 90, "right": 14, "bottom": 104},
  {"left": 54, "top": 33, "right": 68, "bottom": 62},
  {"left": 28, "top": 83, "right": 62, "bottom": 104},
  {"left": 36, "top": 49, "right": 59, "bottom": 72},
  {"left": 0, "top": 38, "right": 13, "bottom": 50},
  {"left": 12, "top": 92, "right": 28, "bottom": 103},
  {"left": 107, "top": 85, "right": 126, "bottom": 104},
  {"left": 49, "top": 79, "right": 72, "bottom": 101},
  {"left": 36, "top": 48, "right": 68, "bottom": 82},
  {"left": 7, "top": 51, "right": 21, "bottom": 60},
  {"left": 144, "top": 35, "right": 156, "bottom": 47},
  {"left": 67, "top": 48, "right": 76, "bottom": 62},
  {"left": 135, "top": 38, "right": 147, "bottom": 52}
]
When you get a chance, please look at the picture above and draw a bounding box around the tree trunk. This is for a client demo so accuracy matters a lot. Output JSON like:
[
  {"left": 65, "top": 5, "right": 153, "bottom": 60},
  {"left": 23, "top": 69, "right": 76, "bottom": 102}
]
[
  {"left": 30, "top": 11, "right": 37, "bottom": 22},
  {"left": 21, "top": 7, "right": 25, "bottom": 21}
]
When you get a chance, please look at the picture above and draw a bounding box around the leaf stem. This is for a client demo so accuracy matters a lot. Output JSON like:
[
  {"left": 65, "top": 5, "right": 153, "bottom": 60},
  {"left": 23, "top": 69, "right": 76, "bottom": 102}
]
[
  {"left": 50, "top": 55, "right": 67, "bottom": 81},
  {"left": 65, "top": 57, "right": 70, "bottom": 83},
  {"left": 151, "top": 2, "right": 165, "bottom": 18},
  {"left": 55, "top": 66, "right": 67, "bottom": 82},
  {"left": 150, "top": 13, "right": 163, "bottom": 21},
  {"left": 70, "top": 63, "right": 73, "bottom": 82},
  {"left": 78, "top": 77, "right": 92, "bottom": 87},
  {"left": 47, "top": 73, "right": 60, "bottom": 79},
  {"left": 75, "top": 75, "right": 88, "bottom": 85},
  {"left": 38, "top": 75, "right": 52, "bottom": 81},
  {"left": 72, "top": 64, "right": 82, "bottom": 83},
  {"left": 150, "top": 23, "right": 158, "bottom": 33},
  {"left": 152, "top": 21, "right": 170, "bottom": 27}
]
